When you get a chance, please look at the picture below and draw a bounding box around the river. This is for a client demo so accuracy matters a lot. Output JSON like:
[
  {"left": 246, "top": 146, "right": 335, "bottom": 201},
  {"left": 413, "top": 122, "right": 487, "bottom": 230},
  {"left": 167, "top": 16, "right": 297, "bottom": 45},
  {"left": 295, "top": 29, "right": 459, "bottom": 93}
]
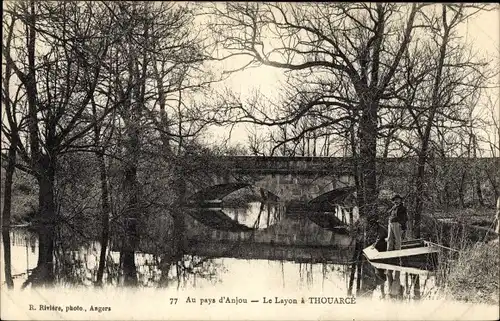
[{"left": 1, "top": 202, "right": 498, "bottom": 320}]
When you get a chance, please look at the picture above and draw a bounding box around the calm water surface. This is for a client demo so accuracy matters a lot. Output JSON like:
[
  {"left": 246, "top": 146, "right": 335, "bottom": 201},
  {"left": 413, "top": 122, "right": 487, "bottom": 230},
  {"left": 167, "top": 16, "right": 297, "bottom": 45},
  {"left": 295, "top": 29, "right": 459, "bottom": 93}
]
[{"left": 1, "top": 230, "right": 438, "bottom": 303}]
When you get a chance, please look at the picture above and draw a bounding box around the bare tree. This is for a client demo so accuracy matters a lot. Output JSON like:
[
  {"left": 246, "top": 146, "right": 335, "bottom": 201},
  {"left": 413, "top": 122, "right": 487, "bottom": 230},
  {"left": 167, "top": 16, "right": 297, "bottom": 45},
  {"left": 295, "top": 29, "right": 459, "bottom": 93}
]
[
  {"left": 2, "top": 1, "right": 115, "bottom": 287},
  {"left": 1, "top": 13, "right": 25, "bottom": 288},
  {"left": 86, "top": 2, "right": 222, "bottom": 286},
  {"left": 90, "top": 95, "right": 113, "bottom": 286},
  {"left": 390, "top": 4, "right": 494, "bottom": 237}
]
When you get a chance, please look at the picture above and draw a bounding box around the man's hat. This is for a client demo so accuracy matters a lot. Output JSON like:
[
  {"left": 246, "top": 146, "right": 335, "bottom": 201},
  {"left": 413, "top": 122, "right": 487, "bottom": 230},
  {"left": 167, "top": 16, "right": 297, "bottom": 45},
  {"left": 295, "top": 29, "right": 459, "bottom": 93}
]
[{"left": 391, "top": 194, "right": 403, "bottom": 201}]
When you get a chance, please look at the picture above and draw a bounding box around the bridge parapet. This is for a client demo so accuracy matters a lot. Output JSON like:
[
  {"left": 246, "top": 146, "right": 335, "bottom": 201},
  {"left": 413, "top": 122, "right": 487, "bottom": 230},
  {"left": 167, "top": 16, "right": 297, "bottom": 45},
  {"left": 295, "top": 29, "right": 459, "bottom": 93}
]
[
  {"left": 216, "top": 156, "right": 497, "bottom": 177},
  {"left": 220, "top": 156, "right": 351, "bottom": 175},
  {"left": 218, "top": 156, "right": 409, "bottom": 176}
]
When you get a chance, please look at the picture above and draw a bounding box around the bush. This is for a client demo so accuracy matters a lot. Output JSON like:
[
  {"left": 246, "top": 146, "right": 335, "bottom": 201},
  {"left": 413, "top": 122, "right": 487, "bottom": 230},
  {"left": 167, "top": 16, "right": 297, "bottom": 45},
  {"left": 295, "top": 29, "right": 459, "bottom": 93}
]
[{"left": 444, "top": 241, "right": 499, "bottom": 305}]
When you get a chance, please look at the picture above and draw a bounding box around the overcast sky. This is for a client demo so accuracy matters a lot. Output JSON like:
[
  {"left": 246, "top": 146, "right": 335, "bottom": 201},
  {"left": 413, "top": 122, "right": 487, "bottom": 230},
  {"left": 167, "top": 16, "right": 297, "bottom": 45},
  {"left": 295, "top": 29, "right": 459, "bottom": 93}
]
[{"left": 2, "top": 3, "right": 498, "bottom": 156}]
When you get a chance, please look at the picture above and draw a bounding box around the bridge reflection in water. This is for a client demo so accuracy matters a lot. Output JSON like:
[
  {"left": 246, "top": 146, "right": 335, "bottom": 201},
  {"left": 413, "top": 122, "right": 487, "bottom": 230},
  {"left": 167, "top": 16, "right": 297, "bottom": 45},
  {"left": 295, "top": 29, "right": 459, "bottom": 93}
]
[
  {"left": 183, "top": 184, "right": 357, "bottom": 257},
  {"left": 184, "top": 206, "right": 353, "bottom": 264}
]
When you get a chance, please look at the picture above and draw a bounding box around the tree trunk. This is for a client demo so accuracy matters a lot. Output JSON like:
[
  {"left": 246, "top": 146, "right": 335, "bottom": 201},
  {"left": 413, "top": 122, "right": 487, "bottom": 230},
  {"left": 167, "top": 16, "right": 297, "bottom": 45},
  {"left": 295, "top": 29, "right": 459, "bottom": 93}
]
[
  {"left": 31, "top": 156, "right": 57, "bottom": 287},
  {"left": 157, "top": 173, "right": 184, "bottom": 287},
  {"left": 313, "top": 134, "right": 317, "bottom": 157},
  {"left": 413, "top": 274, "right": 421, "bottom": 300},
  {"left": 120, "top": 111, "right": 140, "bottom": 286},
  {"left": 475, "top": 175, "right": 485, "bottom": 207},
  {"left": 2, "top": 7, "right": 19, "bottom": 290},
  {"left": 458, "top": 171, "right": 466, "bottom": 208},
  {"left": 172, "top": 166, "right": 187, "bottom": 259},
  {"left": 414, "top": 153, "right": 426, "bottom": 238},
  {"left": 377, "top": 135, "right": 392, "bottom": 188},
  {"left": 413, "top": 5, "right": 452, "bottom": 239},
  {"left": 307, "top": 136, "right": 310, "bottom": 156},
  {"left": 119, "top": 19, "right": 150, "bottom": 285},
  {"left": 20, "top": 0, "right": 54, "bottom": 288},
  {"left": 347, "top": 240, "right": 362, "bottom": 296},
  {"left": 91, "top": 95, "right": 111, "bottom": 287},
  {"left": 356, "top": 260, "right": 362, "bottom": 293},
  {"left": 1, "top": 144, "right": 16, "bottom": 289},
  {"left": 472, "top": 136, "right": 485, "bottom": 207},
  {"left": 358, "top": 99, "right": 378, "bottom": 234},
  {"left": 95, "top": 149, "right": 110, "bottom": 286},
  {"left": 349, "top": 117, "right": 361, "bottom": 194},
  {"left": 158, "top": 170, "right": 186, "bottom": 287},
  {"left": 121, "top": 159, "right": 139, "bottom": 287},
  {"left": 495, "top": 196, "right": 499, "bottom": 235},
  {"left": 445, "top": 181, "right": 451, "bottom": 210}
]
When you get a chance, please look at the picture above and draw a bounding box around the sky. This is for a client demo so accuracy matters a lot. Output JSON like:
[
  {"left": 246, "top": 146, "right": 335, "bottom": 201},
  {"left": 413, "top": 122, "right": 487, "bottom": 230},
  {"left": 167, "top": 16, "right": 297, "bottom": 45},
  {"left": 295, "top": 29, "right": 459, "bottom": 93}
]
[{"left": 202, "top": 5, "right": 500, "bottom": 156}]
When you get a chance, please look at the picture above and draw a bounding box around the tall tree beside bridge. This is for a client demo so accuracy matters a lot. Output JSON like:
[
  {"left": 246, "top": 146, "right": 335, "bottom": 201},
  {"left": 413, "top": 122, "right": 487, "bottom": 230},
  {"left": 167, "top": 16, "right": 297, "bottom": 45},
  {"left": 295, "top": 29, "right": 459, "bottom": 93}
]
[
  {"left": 378, "top": 4, "right": 495, "bottom": 237},
  {"left": 209, "top": 3, "right": 422, "bottom": 228},
  {"left": 127, "top": 1, "right": 218, "bottom": 286},
  {"left": 82, "top": 2, "right": 217, "bottom": 286}
]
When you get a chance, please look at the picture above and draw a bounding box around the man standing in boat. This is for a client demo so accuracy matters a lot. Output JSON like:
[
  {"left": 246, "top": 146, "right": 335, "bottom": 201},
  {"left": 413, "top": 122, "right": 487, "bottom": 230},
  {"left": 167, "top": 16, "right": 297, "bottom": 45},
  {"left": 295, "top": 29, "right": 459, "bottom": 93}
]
[{"left": 387, "top": 194, "right": 408, "bottom": 251}]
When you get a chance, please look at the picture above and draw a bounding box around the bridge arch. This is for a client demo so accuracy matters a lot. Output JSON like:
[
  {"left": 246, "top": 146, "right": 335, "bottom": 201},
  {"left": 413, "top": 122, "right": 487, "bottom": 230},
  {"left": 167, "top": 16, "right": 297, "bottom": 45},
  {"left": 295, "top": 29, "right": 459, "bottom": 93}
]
[{"left": 185, "top": 182, "right": 251, "bottom": 206}]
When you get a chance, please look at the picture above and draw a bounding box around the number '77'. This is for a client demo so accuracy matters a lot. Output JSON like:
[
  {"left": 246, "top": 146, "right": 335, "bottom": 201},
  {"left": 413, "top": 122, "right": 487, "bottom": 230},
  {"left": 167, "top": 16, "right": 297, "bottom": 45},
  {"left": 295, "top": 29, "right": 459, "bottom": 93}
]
[{"left": 170, "top": 298, "right": 178, "bottom": 304}]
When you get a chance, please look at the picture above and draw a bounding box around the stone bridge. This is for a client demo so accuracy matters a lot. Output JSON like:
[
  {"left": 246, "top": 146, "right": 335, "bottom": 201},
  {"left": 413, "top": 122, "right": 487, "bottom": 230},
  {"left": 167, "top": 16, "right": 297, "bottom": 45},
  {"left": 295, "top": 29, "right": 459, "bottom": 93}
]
[
  {"left": 205, "top": 156, "right": 359, "bottom": 201},
  {"left": 193, "top": 156, "right": 497, "bottom": 202}
]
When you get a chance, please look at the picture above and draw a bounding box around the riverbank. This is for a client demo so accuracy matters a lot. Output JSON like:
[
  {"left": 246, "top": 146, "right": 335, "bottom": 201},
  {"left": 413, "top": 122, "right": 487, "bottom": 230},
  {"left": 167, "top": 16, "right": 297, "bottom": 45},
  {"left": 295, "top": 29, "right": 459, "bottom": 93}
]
[{"left": 442, "top": 241, "right": 499, "bottom": 305}]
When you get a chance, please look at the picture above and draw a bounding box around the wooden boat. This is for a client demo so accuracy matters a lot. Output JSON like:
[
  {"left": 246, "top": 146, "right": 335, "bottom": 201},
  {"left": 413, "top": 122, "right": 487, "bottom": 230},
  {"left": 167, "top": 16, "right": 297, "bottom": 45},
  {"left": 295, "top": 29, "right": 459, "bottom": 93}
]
[
  {"left": 363, "top": 239, "right": 440, "bottom": 270},
  {"left": 367, "top": 261, "right": 436, "bottom": 276}
]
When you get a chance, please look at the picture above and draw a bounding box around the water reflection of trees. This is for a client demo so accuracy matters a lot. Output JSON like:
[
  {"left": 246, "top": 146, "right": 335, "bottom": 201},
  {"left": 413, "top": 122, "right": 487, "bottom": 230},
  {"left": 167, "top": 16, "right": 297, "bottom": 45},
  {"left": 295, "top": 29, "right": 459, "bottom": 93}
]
[
  {"left": 223, "top": 201, "right": 285, "bottom": 229},
  {"left": 29, "top": 222, "right": 225, "bottom": 288},
  {"left": 52, "top": 241, "right": 225, "bottom": 289},
  {"left": 9, "top": 208, "right": 430, "bottom": 298},
  {"left": 163, "top": 255, "right": 227, "bottom": 289},
  {"left": 356, "top": 259, "right": 430, "bottom": 302},
  {"left": 10, "top": 226, "right": 438, "bottom": 303},
  {"left": 251, "top": 201, "right": 284, "bottom": 229},
  {"left": 296, "top": 262, "right": 351, "bottom": 291}
]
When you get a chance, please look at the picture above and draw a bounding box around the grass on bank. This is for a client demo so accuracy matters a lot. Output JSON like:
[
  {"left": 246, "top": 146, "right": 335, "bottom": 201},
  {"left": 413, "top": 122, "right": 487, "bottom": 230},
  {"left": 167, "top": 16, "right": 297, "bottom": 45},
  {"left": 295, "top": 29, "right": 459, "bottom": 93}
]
[
  {"left": 442, "top": 241, "right": 499, "bottom": 305},
  {"left": 415, "top": 209, "right": 499, "bottom": 305}
]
